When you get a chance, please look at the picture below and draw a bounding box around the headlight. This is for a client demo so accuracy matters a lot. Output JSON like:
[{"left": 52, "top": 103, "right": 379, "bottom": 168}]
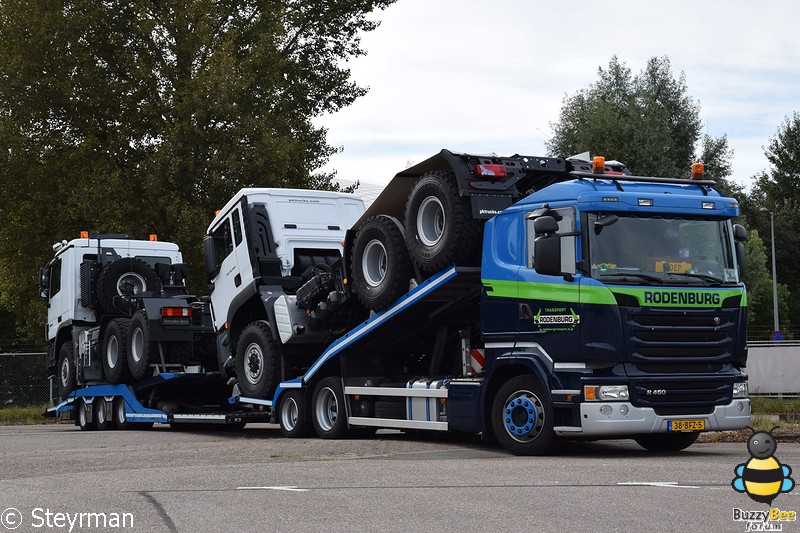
[
  {"left": 585, "top": 385, "right": 629, "bottom": 401},
  {"left": 733, "top": 382, "right": 748, "bottom": 398}
]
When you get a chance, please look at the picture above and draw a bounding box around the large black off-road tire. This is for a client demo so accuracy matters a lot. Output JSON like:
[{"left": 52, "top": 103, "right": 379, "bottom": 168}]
[
  {"left": 404, "top": 171, "right": 482, "bottom": 272},
  {"left": 57, "top": 342, "right": 77, "bottom": 400},
  {"left": 102, "top": 318, "right": 132, "bottom": 384},
  {"left": 351, "top": 216, "right": 412, "bottom": 311},
  {"left": 491, "top": 375, "right": 555, "bottom": 456},
  {"left": 634, "top": 432, "right": 699, "bottom": 452},
  {"left": 127, "top": 310, "right": 155, "bottom": 380},
  {"left": 279, "top": 389, "right": 313, "bottom": 438},
  {"left": 96, "top": 258, "right": 161, "bottom": 313},
  {"left": 235, "top": 321, "right": 280, "bottom": 399},
  {"left": 311, "top": 377, "right": 349, "bottom": 439}
]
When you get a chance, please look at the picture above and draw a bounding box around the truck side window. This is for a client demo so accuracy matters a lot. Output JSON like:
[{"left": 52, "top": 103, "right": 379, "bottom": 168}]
[
  {"left": 50, "top": 259, "right": 62, "bottom": 296},
  {"left": 232, "top": 209, "right": 243, "bottom": 247},
  {"left": 526, "top": 207, "right": 576, "bottom": 273},
  {"left": 212, "top": 219, "right": 234, "bottom": 270}
]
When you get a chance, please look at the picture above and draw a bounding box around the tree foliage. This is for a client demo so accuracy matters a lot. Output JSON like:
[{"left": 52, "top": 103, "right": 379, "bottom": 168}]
[
  {"left": 547, "top": 56, "right": 732, "bottom": 179},
  {"left": 0, "top": 0, "right": 394, "bottom": 341}
]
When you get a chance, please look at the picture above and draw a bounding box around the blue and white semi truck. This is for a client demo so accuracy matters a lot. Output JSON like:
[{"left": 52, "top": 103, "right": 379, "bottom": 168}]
[{"left": 44, "top": 150, "right": 751, "bottom": 455}]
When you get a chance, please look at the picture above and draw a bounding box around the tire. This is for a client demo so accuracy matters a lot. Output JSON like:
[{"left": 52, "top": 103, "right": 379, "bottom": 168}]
[
  {"left": 279, "top": 389, "right": 313, "bottom": 438},
  {"left": 57, "top": 342, "right": 77, "bottom": 400},
  {"left": 235, "top": 321, "right": 280, "bottom": 399},
  {"left": 351, "top": 216, "right": 412, "bottom": 311},
  {"left": 77, "top": 398, "right": 95, "bottom": 431},
  {"left": 311, "top": 377, "right": 349, "bottom": 439},
  {"left": 94, "top": 397, "right": 112, "bottom": 431},
  {"left": 96, "top": 258, "right": 161, "bottom": 313},
  {"left": 634, "top": 432, "right": 699, "bottom": 452},
  {"left": 491, "top": 375, "right": 555, "bottom": 456},
  {"left": 128, "top": 310, "right": 155, "bottom": 380},
  {"left": 102, "top": 318, "right": 132, "bottom": 384},
  {"left": 404, "top": 171, "right": 482, "bottom": 272},
  {"left": 113, "top": 397, "right": 130, "bottom": 430}
]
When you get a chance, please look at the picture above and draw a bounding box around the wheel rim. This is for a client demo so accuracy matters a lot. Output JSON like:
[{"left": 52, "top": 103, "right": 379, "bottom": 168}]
[
  {"left": 60, "top": 357, "right": 70, "bottom": 388},
  {"left": 362, "top": 239, "right": 388, "bottom": 287},
  {"left": 116, "top": 400, "right": 126, "bottom": 425},
  {"left": 315, "top": 387, "right": 338, "bottom": 432},
  {"left": 417, "top": 196, "right": 445, "bottom": 246},
  {"left": 281, "top": 396, "right": 299, "bottom": 432},
  {"left": 244, "top": 343, "right": 264, "bottom": 385},
  {"left": 96, "top": 399, "right": 106, "bottom": 426},
  {"left": 131, "top": 327, "right": 144, "bottom": 363},
  {"left": 117, "top": 272, "right": 147, "bottom": 297},
  {"left": 502, "top": 389, "right": 545, "bottom": 443},
  {"left": 107, "top": 335, "right": 119, "bottom": 369}
]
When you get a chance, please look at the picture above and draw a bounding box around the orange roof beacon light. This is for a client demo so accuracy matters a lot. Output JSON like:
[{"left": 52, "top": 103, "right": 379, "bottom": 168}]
[
  {"left": 592, "top": 156, "right": 606, "bottom": 174},
  {"left": 149, "top": 234, "right": 158, "bottom": 242},
  {"left": 691, "top": 162, "right": 704, "bottom": 180},
  {"left": 80, "top": 231, "right": 89, "bottom": 239}
]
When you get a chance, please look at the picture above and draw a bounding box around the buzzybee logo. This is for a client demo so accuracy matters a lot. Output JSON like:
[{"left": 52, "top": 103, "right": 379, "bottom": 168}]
[{"left": 732, "top": 427, "right": 794, "bottom": 505}]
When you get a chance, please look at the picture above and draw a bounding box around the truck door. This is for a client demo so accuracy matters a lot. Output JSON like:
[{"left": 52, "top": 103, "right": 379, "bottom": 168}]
[
  {"left": 230, "top": 206, "right": 255, "bottom": 291},
  {"left": 517, "top": 207, "right": 581, "bottom": 360},
  {"left": 208, "top": 216, "right": 238, "bottom": 331},
  {"left": 46, "top": 257, "right": 68, "bottom": 342}
]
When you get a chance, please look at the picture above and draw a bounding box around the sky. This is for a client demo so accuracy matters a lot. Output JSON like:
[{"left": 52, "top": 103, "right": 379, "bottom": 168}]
[{"left": 319, "top": 0, "right": 800, "bottom": 194}]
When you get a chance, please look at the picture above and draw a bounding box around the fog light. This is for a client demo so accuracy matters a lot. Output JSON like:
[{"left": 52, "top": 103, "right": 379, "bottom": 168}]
[
  {"left": 619, "top": 404, "right": 629, "bottom": 416},
  {"left": 600, "top": 405, "right": 612, "bottom": 416}
]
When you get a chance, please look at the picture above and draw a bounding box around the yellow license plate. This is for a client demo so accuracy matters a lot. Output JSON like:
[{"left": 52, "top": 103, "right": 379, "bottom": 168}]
[{"left": 668, "top": 419, "right": 705, "bottom": 431}]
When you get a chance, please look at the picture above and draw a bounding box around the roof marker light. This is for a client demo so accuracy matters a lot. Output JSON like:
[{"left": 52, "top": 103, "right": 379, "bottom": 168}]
[
  {"left": 702, "top": 202, "right": 715, "bottom": 210},
  {"left": 149, "top": 234, "right": 158, "bottom": 241},
  {"left": 80, "top": 231, "right": 89, "bottom": 239},
  {"left": 638, "top": 198, "right": 654, "bottom": 207},
  {"left": 592, "top": 156, "right": 606, "bottom": 174}
]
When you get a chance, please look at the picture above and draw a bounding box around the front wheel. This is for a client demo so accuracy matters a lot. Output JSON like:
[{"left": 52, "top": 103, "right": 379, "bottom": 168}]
[
  {"left": 57, "top": 342, "right": 76, "bottom": 400},
  {"left": 311, "top": 377, "right": 349, "bottom": 439},
  {"left": 279, "top": 390, "right": 313, "bottom": 438},
  {"left": 634, "top": 432, "right": 699, "bottom": 452},
  {"left": 491, "top": 375, "right": 555, "bottom": 456},
  {"left": 235, "top": 322, "right": 280, "bottom": 399}
]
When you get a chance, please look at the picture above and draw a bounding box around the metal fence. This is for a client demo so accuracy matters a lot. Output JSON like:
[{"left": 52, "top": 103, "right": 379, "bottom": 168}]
[{"left": 0, "top": 350, "right": 49, "bottom": 407}]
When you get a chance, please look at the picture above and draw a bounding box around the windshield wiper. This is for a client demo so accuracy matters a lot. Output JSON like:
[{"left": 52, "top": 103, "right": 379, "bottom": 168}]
[
  {"left": 666, "top": 272, "right": 725, "bottom": 285},
  {"left": 597, "top": 273, "right": 664, "bottom": 284}
]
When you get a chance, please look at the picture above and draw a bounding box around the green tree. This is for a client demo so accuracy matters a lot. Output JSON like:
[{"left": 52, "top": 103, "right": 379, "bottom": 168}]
[
  {"left": 547, "top": 56, "right": 730, "bottom": 179},
  {"left": 751, "top": 113, "right": 800, "bottom": 329},
  {"left": 0, "top": 0, "right": 394, "bottom": 341},
  {"left": 742, "top": 230, "right": 791, "bottom": 338}
]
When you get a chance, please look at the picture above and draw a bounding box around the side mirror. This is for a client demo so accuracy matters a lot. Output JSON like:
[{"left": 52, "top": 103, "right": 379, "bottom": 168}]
[
  {"left": 39, "top": 267, "right": 49, "bottom": 301},
  {"left": 533, "top": 215, "right": 558, "bottom": 235},
  {"left": 733, "top": 224, "right": 748, "bottom": 242},
  {"left": 203, "top": 235, "right": 219, "bottom": 282},
  {"left": 534, "top": 235, "right": 562, "bottom": 276}
]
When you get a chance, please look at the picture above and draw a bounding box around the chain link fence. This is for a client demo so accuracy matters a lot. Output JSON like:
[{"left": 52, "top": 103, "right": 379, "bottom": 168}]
[{"left": 0, "top": 346, "right": 49, "bottom": 407}]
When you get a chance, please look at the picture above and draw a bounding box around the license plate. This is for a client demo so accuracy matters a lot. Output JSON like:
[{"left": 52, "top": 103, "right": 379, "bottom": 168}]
[{"left": 668, "top": 419, "right": 705, "bottom": 432}]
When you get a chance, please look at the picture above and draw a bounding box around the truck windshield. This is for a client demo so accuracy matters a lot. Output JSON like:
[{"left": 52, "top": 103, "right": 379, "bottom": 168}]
[{"left": 587, "top": 213, "right": 739, "bottom": 285}]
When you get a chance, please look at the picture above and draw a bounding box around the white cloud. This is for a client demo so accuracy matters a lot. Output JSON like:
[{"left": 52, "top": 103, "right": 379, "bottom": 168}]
[{"left": 318, "top": 0, "right": 800, "bottom": 188}]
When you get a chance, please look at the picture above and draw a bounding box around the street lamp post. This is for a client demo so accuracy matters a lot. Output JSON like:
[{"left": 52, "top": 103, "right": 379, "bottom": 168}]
[{"left": 760, "top": 208, "right": 780, "bottom": 332}]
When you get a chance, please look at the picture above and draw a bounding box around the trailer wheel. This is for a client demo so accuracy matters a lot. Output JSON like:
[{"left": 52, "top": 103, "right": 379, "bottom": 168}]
[
  {"left": 113, "top": 397, "right": 129, "bottom": 430},
  {"left": 491, "top": 375, "right": 555, "bottom": 456},
  {"left": 96, "top": 258, "right": 161, "bottom": 313},
  {"left": 279, "top": 390, "right": 313, "bottom": 438},
  {"left": 102, "top": 318, "right": 132, "bottom": 384},
  {"left": 634, "top": 432, "right": 699, "bottom": 452},
  {"left": 235, "top": 321, "right": 280, "bottom": 399},
  {"left": 312, "top": 377, "right": 348, "bottom": 439},
  {"left": 77, "top": 398, "right": 95, "bottom": 431},
  {"left": 405, "top": 171, "right": 482, "bottom": 272},
  {"left": 94, "top": 397, "right": 112, "bottom": 431},
  {"left": 57, "top": 342, "right": 77, "bottom": 400},
  {"left": 351, "top": 216, "right": 412, "bottom": 311},
  {"left": 128, "top": 310, "right": 155, "bottom": 380}
]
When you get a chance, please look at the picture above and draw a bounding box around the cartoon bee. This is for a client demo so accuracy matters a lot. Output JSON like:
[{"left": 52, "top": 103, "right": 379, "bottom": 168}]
[{"left": 732, "top": 427, "right": 794, "bottom": 505}]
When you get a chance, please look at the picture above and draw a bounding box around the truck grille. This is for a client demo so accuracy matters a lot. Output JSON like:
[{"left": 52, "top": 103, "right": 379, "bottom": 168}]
[
  {"left": 623, "top": 307, "right": 739, "bottom": 364},
  {"left": 630, "top": 377, "right": 732, "bottom": 411}
]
